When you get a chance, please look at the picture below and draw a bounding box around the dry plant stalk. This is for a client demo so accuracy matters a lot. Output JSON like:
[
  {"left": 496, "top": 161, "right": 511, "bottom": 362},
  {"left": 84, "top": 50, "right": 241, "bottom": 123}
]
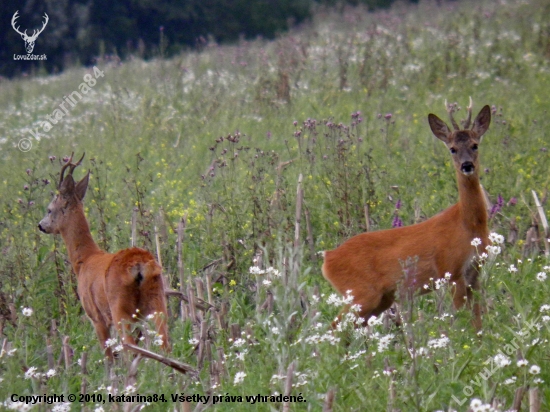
[{"left": 123, "top": 343, "right": 198, "bottom": 376}]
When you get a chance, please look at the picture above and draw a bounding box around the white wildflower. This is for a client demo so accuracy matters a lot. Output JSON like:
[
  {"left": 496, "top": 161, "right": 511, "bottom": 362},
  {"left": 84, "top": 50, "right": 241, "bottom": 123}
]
[
  {"left": 367, "top": 316, "right": 382, "bottom": 326},
  {"left": 327, "top": 294, "right": 341, "bottom": 306},
  {"left": 471, "top": 238, "right": 482, "bottom": 247},
  {"left": 249, "top": 266, "right": 265, "bottom": 275},
  {"left": 469, "top": 398, "right": 491, "bottom": 412},
  {"left": 233, "top": 371, "right": 247, "bottom": 385},
  {"left": 529, "top": 365, "right": 541, "bottom": 375},
  {"left": 232, "top": 338, "right": 246, "bottom": 348},
  {"left": 427, "top": 335, "right": 450, "bottom": 349},
  {"left": 376, "top": 334, "right": 395, "bottom": 353},
  {"left": 517, "top": 359, "right": 529, "bottom": 367},
  {"left": 493, "top": 353, "right": 511, "bottom": 368},
  {"left": 21, "top": 307, "right": 33, "bottom": 317},
  {"left": 489, "top": 232, "right": 504, "bottom": 244},
  {"left": 262, "top": 279, "right": 272, "bottom": 286},
  {"left": 536, "top": 272, "right": 547, "bottom": 281},
  {"left": 188, "top": 338, "right": 199, "bottom": 345},
  {"left": 504, "top": 376, "right": 517, "bottom": 385},
  {"left": 24, "top": 367, "right": 38, "bottom": 379},
  {"left": 508, "top": 264, "right": 518, "bottom": 273},
  {"left": 342, "top": 290, "right": 354, "bottom": 305},
  {"left": 105, "top": 338, "right": 118, "bottom": 348},
  {"left": 46, "top": 369, "right": 56, "bottom": 378},
  {"left": 265, "top": 267, "right": 281, "bottom": 277},
  {"left": 485, "top": 245, "right": 501, "bottom": 256},
  {"left": 51, "top": 403, "right": 71, "bottom": 412}
]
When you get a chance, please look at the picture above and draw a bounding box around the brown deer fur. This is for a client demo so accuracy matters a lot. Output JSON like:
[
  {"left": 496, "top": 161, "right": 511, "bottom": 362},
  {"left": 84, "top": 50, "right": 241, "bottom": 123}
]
[
  {"left": 38, "top": 154, "right": 170, "bottom": 360},
  {"left": 322, "top": 102, "right": 491, "bottom": 330}
]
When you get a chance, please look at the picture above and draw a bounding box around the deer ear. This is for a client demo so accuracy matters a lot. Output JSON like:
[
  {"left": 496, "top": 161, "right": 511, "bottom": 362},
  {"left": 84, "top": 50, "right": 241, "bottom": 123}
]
[
  {"left": 59, "top": 174, "right": 75, "bottom": 197},
  {"left": 472, "top": 105, "right": 491, "bottom": 140},
  {"left": 428, "top": 113, "right": 451, "bottom": 143},
  {"left": 75, "top": 171, "right": 90, "bottom": 201}
]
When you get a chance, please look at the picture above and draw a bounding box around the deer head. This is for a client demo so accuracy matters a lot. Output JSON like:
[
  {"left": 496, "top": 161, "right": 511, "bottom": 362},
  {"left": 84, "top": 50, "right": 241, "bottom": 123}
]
[
  {"left": 12, "top": 11, "right": 49, "bottom": 54},
  {"left": 38, "top": 153, "right": 89, "bottom": 235},
  {"left": 428, "top": 98, "right": 491, "bottom": 176}
]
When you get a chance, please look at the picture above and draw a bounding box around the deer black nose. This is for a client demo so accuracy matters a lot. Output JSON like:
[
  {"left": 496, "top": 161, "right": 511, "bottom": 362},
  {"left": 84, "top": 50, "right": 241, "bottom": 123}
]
[
  {"left": 38, "top": 223, "right": 47, "bottom": 233},
  {"left": 461, "top": 162, "right": 475, "bottom": 175}
]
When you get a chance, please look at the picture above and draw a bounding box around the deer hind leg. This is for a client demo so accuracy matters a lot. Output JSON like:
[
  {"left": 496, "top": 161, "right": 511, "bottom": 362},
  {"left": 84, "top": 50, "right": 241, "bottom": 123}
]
[
  {"left": 92, "top": 320, "right": 114, "bottom": 361},
  {"left": 111, "top": 303, "right": 138, "bottom": 347}
]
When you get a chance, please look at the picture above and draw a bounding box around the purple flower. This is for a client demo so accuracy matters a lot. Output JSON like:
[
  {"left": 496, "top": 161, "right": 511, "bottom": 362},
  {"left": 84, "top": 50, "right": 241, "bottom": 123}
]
[
  {"left": 395, "top": 199, "right": 402, "bottom": 210},
  {"left": 392, "top": 215, "right": 403, "bottom": 228},
  {"left": 507, "top": 197, "right": 517, "bottom": 206},
  {"left": 489, "top": 203, "right": 501, "bottom": 219},
  {"left": 384, "top": 113, "right": 393, "bottom": 120}
]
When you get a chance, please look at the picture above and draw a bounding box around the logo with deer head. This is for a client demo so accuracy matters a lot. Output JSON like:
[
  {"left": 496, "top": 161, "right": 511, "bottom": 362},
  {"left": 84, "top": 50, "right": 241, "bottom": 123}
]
[{"left": 11, "top": 10, "right": 49, "bottom": 54}]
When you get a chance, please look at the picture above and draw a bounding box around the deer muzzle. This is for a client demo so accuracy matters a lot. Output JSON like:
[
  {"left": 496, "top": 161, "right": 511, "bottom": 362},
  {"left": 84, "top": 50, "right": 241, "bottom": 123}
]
[{"left": 461, "top": 161, "right": 475, "bottom": 176}]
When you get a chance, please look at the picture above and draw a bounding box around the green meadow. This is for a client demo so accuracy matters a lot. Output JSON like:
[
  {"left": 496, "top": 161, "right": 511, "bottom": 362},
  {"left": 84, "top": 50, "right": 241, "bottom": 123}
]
[{"left": 1, "top": 0, "right": 550, "bottom": 410}]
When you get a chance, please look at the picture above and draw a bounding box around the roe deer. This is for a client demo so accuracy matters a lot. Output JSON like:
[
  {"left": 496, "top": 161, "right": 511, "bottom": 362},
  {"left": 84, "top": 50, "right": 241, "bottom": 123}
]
[
  {"left": 322, "top": 100, "right": 491, "bottom": 330},
  {"left": 38, "top": 153, "right": 170, "bottom": 359}
]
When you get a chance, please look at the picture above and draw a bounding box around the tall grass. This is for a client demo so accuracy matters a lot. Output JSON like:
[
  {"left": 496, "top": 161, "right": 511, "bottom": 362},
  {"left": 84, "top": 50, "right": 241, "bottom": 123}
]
[{"left": 0, "top": 0, "right": 550, "bottom": 410}]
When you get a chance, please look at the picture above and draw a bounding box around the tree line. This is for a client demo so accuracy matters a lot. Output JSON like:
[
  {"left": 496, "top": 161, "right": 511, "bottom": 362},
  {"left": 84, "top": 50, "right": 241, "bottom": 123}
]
[{"left": 1, "top": 0, "right": 414, "bottom": 78}]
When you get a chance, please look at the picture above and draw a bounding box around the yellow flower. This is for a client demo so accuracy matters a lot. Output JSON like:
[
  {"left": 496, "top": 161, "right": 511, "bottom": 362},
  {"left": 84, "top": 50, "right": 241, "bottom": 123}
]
[{"left": 229, "top": 280, "right": 237, "bottom": 286}]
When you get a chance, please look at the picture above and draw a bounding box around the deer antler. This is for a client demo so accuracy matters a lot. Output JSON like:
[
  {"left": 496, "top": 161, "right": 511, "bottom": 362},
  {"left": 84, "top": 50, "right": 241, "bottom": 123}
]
[
  {"left": 444, "top": 99, "right": 460, "bottom": 131},
  {"left": 465, "top": 96, "right": 473, "bottom": 129},
  {"left": 28, "top": 13, "right": 49, "bottom": 41},
  {"left": 11, "top": 11, "right": 26, "bottom": 38},
  {"left": 11, "top": 11, "right": 48, "bottom": 41},
  {"left": 59, "top": 152, "right": 85, "bottom": 188}
]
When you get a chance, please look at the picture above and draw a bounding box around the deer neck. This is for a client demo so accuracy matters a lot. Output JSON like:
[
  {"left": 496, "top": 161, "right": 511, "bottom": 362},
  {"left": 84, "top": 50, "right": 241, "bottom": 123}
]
[
  {"left": 456, "top": 170, "right": 488, "bottom": 235},
  {"left": 59, "top": 206, "right": 102, "bottom": 275}
]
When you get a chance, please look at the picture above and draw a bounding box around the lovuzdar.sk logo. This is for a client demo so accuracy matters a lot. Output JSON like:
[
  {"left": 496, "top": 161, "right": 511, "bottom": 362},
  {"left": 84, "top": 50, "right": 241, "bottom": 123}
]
[{"left": 12, "top": 10, "right": 48, "bottom": 61}]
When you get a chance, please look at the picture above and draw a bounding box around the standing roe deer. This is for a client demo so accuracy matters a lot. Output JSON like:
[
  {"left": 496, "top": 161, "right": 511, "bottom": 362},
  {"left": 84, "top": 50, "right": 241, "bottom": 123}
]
[
  {"left": 38, "top": 153, "right": 170, "bottom": 359},
  {"left": 322, "top": 100, "right": 491, "bottom": 330}
]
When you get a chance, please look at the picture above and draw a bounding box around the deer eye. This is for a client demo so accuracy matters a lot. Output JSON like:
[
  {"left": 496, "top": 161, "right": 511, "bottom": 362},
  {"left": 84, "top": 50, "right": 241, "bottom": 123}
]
[
  {"left": 450, "top": 148, "right": 457, "bottom": 154},
  {"left": 47, "top": 209, "right": 52, "bottom": 214},
  {"left": 472, "top": 144, "right": 478, "bottom": 151}
]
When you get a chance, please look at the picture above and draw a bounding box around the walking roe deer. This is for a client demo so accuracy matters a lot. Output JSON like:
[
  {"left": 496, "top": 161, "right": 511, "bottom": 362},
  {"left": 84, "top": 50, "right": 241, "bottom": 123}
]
[
  {"left": 322, "top": 100, "right": 491, "bottom": 330},
  {"left": 38, "top": 153, "right": 170, "bottom": 359}
]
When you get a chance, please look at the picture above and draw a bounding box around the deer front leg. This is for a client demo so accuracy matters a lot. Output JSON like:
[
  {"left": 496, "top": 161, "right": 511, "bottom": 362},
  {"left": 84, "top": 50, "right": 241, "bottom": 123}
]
[
  {"left": 452, "top": 268, "right": 482, "bottom": 330},
  {"left": 464, "top": 265, "right": 482, "bottom": 331}
]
